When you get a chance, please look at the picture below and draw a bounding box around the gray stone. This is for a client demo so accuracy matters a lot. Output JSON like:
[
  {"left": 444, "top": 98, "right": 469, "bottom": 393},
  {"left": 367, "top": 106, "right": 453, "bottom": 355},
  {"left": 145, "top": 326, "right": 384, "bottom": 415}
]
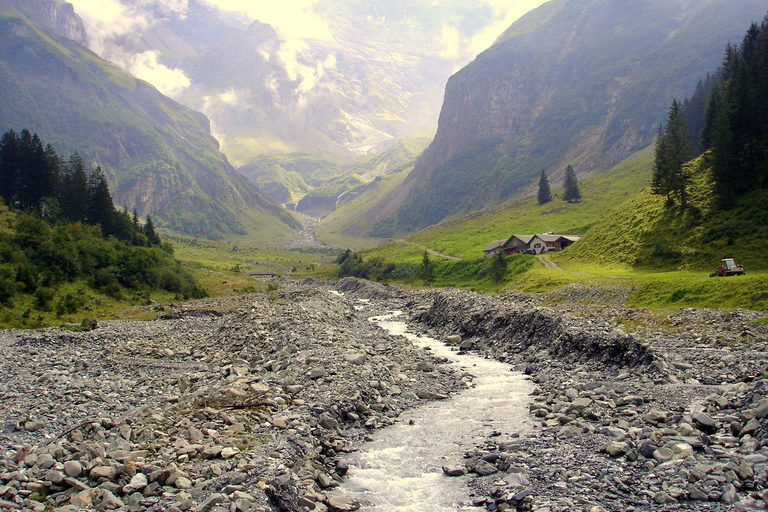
[
  {"left": 446, "top": 335, "right": 462, "bottom": 345},
  {"left": 568, "top": 397, "right": 592, "bottom": 414},
  {"left": 193, "top": 493, "right": 227, "bottom": 512},
  {"left": 63, "top": 460, "right": 83, "bottom": 478},
  {"left": 325, "top": 495, "right": 359, "bottom": 512},
  {"left": 722, "top": 483, "right": 738, "bottom": 504},
  {"left": 89, "top": 465, "right": 118, "bottom": 481},
  {"left": 604, "top": 441, "right": 629, "bottom": 457},
  {"left": 96, "top": 490, "right": 124, "bottom": 510},
  {"left": 472, "top": 460, "right": 499, "bottom": 476},
  {"left": 688, "top": 485, "right": 708, "bottom": 501},
  {"left": 752, "top": 398, "right": 768, "bottom": 419},
  {"left": 691, "top": 411, "right": 717, "bottom": 433},
  {"left": 653, "top": 447, "right": 674, "bottom": 463},
  {"left": 344, "top": 353, "right": 367, "bottom": 365},
  {"left": 442, "top": 466, "right": 466, "bottom": 477},
  {"left": 123, "top": 473, "right": 148, "bottom": 494}
]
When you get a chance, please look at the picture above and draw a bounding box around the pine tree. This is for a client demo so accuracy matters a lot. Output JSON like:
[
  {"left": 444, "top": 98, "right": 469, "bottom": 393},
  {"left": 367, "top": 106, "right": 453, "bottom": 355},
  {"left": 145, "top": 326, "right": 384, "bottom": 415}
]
[
  {"left": 562, "top": 165, "right": 581, "bottom": 203},
  {"left": 144, "top": 215, "right": 161, "bottom": 246},
  {"left": 651, "top": 100, "right": 693, "bottom": 208},
  {"left": 703, "top": 17, "right": 768, "bottom": 205},
  {"left": 420, "top": 250, "right": 433, "bottom": 285},
  {"left": 59, "top": 152, "right": 89, "bottom": 223},
  {"left": 86, "top": 166, "right": 116, "bottom": 234},
  {"left": 0, "top": 130, "right": 19, "bottom": 202},
  {"left": 537, "top": 170, "right": 552, "bottom": 205},
  {"left": 490, "top": 250, "right": 507, "bottom": 283}
]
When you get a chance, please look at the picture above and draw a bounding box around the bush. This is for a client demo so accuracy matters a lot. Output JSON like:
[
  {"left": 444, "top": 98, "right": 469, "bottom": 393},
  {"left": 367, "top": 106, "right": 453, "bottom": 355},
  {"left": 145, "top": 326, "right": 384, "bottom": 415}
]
[
  {"left": 56, "top": 291, "right": 86, "bottom": 316},
  {"left": 34, "top": 287, "right": 55, "bottom": 310}
]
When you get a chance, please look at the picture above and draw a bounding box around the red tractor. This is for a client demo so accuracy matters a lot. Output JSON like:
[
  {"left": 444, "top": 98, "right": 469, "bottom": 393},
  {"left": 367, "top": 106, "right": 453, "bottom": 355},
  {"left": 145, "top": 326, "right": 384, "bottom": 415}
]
[{"left": 710, "top": 258, "right": 746, "bottom": 277}]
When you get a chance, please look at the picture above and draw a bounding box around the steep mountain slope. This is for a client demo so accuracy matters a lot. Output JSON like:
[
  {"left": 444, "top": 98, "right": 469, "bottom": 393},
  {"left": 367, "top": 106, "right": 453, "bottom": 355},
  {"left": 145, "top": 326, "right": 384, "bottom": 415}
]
[
  {"left": 374, "top": 0, "right": 768, "bottom": 235},
  {"left": 0, "top": 2, "right": 299, "bottom": 241}
]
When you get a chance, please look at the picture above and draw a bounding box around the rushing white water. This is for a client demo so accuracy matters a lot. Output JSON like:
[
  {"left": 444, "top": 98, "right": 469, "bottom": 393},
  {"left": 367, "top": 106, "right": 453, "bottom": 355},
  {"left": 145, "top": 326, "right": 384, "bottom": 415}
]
[{"left": 336, "top": 312, "right": 533, "bottom": 511}]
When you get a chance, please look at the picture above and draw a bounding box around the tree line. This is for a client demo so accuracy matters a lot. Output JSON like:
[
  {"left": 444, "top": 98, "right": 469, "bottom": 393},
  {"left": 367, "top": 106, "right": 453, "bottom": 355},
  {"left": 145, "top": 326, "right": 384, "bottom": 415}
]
[
  {"left": 653, "top": 13, "right": 768, "bottom": 208},
  {"left": 0, "top": 130, "right": 206, "bottom": 319},
  {"left": 0, "top": 129, "right": 160, "bottom": 246}
]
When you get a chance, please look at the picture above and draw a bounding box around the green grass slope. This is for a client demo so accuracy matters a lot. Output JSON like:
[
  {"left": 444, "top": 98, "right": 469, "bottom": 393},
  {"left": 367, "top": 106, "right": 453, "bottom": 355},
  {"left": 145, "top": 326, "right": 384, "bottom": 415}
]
[
  {"left": 560, "top": 155, "right": 768, "bottom": 272},
  {"left": 396, "top": 145, "right": 654, "bottom": 260}
]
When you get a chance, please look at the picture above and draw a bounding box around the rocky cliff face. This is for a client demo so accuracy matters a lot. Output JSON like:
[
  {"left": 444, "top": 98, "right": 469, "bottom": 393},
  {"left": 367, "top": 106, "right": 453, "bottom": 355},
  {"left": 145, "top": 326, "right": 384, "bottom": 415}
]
[
  {"left": 377, "top": 0, "right": 768, "bottom": 234},
  {"left": 0, "top": 0, "right": 85, "bottom": 42}
]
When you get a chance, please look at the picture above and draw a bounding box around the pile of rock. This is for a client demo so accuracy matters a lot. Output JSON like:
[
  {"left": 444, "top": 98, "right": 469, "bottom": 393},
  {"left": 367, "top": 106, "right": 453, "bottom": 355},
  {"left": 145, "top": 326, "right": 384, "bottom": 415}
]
[
  {"left": 411, "top": 286, "right": 768, "bottom": 511},
  {"left": 0, "top": 281, "right": 462, "bottom": 512}
]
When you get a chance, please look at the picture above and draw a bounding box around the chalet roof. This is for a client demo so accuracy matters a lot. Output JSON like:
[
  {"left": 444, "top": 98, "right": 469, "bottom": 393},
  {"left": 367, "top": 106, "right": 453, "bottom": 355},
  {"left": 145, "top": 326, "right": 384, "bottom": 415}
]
[
  {"left": 483, "top": 240, "right": 507, "bottom": 252},
  {"left": 509, "top": 234, "right": 534, "bottom": 244},
  {"left": 533, "top": 233, "right": 564, "bottom": 242}
]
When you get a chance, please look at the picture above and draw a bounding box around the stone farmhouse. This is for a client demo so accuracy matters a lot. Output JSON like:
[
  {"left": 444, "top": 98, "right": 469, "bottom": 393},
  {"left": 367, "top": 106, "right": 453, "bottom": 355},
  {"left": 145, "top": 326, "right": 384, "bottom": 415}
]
[{"left": 484, "top": 232, "right": 581, "bottom": 257}]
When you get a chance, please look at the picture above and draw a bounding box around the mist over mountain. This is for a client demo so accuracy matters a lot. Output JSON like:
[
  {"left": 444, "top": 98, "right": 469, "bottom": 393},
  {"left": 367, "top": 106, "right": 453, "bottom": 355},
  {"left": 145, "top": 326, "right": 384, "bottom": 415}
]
[
  {"left": 0, "top": 0, "right": 299, "bottom": 240},
  {"left": 372, "top": 0, "right": 768, "bottom": 235},
  {"left": 66, "top": 0, "right": 532, "bottom": 165}
]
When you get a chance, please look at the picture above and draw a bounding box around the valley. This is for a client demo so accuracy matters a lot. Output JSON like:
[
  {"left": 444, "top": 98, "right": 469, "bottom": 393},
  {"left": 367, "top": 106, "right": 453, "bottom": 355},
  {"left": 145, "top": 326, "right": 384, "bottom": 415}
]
[{"left": 1, "top": 1, "right": 768, "bottom": 511}]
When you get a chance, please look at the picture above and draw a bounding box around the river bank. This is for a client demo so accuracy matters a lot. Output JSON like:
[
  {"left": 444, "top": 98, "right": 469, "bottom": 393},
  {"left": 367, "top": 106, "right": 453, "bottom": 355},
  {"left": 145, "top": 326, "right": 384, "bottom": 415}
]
[{"left": 0, "top": 278, "right": 767, "bottom": 511}]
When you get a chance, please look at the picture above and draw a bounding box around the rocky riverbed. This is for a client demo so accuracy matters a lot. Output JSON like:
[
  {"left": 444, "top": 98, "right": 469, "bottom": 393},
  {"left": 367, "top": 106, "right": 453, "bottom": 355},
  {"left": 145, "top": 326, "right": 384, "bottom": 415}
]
[{"left": 1, "top": 278, "right": 767, "bottom": 512}]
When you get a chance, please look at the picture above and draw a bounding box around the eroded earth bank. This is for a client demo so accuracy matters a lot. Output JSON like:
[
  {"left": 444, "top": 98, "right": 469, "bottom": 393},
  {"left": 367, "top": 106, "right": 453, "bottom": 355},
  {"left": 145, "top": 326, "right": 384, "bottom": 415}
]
[{"left": 1, "top": 278, "right": 767, "bottom": 512}]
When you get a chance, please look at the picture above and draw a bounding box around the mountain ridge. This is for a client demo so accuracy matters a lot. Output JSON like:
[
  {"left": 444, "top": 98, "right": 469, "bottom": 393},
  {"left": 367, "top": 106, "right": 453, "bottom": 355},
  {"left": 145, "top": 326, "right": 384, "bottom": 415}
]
[
  {"left": 372, "top": 0, "right": 768, "bottom": 235},
  {"left": 0, "top": 1, "right": 300, "bottom": 241}
]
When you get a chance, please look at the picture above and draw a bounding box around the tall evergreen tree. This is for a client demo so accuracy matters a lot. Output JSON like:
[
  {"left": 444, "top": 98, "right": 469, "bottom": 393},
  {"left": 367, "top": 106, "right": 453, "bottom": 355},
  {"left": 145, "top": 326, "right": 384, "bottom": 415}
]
[
  {"left": 651, "top": 100, "right": 693, "bottom": 208},
  {"left": 537, "top": 170, "right": 552, "bottom": 205},
  {"left": 0, "top": 130, "right": 19, "bottom": 201},
  {"left": 682, "top": 75, "right": 715, "bottom": 154},
  {"left": 59, "top": 152, "right": 89, "bottom": 223},
  {"left": 562, "top": 165, "right": 581, "bottom": 203},
  {"left": 144, "top": 215, "right": 161, "bottom": 246},
  {"left": 86, "top": 166, "right": 116, "bottom": 234}
]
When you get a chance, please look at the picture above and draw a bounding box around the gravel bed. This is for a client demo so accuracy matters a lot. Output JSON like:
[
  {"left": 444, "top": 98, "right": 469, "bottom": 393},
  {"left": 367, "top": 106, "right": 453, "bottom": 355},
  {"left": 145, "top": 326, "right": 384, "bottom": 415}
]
[{"left": 0, "top": 277, "right": 767, "bottom": 512}]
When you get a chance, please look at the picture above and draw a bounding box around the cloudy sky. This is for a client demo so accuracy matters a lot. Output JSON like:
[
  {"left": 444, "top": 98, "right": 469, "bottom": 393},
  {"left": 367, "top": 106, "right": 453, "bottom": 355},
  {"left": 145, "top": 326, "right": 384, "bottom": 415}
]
[{"left": 66, "top": 0, "right": 550, "bottom": 97}]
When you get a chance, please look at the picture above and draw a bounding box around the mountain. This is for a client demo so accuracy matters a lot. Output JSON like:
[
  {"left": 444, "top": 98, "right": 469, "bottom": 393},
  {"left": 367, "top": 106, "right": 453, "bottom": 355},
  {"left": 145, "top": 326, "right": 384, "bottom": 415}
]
[
  {"left": 0, "top": 0, "right": 299, "bottom": 240},
  {"left": 69, "top": 0, "right": 520, "bottom": 165},
  {"left": 372, "top": 0, "right": 768, "bottom": 235}
]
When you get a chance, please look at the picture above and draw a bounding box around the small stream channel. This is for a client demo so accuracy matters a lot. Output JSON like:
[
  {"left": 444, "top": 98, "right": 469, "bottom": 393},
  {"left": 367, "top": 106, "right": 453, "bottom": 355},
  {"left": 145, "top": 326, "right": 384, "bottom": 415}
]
[{"left": 336, "top": 312, "right": 533, "bottom": 511}]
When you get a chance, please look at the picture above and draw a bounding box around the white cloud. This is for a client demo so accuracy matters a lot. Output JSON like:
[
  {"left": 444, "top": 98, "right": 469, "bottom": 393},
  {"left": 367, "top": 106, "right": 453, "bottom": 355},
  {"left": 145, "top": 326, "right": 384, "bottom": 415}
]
[
  {"left": 67, "top": 0, "right": 192, "bottom": 97},
  {"left": 129, "top": 51, "right": 191, "bottom": 98},
  {"left": 438, "top": 24, "right": 463, "bottom": 59},
  {"left": 469, "top": 0, "right": 551, "bottom": 55},
  {"left": 202, "top": 0, "right": 333, "bottom": 41},
  {"left": 276, "top": 39, "right": 336, "bottom": 96}
]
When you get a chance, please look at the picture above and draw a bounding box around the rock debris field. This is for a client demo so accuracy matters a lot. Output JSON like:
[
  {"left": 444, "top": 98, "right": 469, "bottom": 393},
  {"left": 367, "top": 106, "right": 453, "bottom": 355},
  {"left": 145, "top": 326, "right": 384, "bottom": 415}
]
[{"left": 1, "top": 277, "right": 767, "bottom": 512}]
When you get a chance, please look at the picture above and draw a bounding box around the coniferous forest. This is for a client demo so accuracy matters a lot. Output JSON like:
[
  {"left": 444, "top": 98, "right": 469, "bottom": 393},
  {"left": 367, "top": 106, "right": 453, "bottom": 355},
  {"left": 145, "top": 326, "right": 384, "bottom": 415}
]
[
  {"left": 654, "top": 14, "right": 768, "bottom": 208},
  {"left": 0, "top": 130, "right": 205, "bottom": 320}
]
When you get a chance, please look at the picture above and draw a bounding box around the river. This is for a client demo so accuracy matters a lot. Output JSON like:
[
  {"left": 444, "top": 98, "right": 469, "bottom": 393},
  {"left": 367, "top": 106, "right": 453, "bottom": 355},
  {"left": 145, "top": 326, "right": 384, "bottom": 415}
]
[{"left": 335, "top": 312, "right": 533, "bottom": 511}]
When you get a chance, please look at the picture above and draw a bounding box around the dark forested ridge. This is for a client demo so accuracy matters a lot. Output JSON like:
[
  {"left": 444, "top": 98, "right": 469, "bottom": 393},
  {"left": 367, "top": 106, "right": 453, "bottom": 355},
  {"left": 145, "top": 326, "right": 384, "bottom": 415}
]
[
  {"left": 653, "top": 13, "right": 768, "bottom": 209},
  {"left": 0, "top": 130, "right": 205, "bottom": 325},
  {"left": 0, "top": 129, "right": 160, "bottom": 245}
]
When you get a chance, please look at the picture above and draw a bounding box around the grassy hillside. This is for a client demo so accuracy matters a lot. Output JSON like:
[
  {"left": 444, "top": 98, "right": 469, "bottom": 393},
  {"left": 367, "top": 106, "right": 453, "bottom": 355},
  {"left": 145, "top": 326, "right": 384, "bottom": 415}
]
[
  {"left": 361, "top": 145, "right": 653, "bottom": 261},
  {"left": 559, "top": 153, "right": 768, "bottom": 272},
  {"left": 315, "top": 166, "right": 413, "bottom": 249},
  {"left": 312, "top": 145, "right": 768, "bottom": 311}
]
